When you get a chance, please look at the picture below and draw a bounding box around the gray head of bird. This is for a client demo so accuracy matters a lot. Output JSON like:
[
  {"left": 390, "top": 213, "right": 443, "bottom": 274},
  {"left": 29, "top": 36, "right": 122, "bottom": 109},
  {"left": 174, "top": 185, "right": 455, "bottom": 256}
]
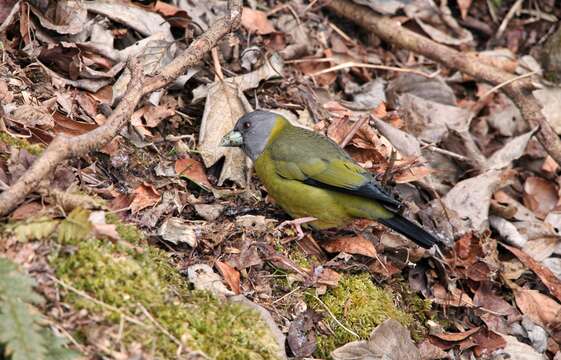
[{"left": 220, "top": 110, "right": 282, "bottom": 161}]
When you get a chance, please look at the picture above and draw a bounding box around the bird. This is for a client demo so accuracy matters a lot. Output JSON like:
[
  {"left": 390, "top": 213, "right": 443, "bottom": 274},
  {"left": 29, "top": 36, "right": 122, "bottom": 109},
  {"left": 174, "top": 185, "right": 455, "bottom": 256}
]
[{"left": 220, "top": 110, "right": 440, "bottom": 249}]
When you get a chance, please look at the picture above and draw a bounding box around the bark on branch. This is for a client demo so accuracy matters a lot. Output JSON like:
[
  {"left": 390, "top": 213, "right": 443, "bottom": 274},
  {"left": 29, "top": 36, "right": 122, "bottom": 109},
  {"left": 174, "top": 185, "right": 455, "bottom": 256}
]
[
  {"left": 0, "top": 0, "right": 242, "bottom": 217},
  {"left": 326, "top": 0, "right": 561, "bottom": 165}
]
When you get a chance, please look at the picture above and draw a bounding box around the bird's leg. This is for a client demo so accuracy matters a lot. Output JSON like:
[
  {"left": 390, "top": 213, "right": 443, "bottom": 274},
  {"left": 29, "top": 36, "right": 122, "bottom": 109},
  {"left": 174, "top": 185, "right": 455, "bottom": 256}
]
[{"left": 277, "top": 217, "right": 317, "bottom": 240}]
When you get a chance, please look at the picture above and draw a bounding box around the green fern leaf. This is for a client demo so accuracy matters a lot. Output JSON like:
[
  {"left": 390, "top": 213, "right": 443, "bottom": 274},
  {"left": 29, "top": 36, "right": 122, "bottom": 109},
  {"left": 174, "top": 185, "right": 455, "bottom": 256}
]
[
  {"left": 58, "top": 208, "right": 92, "bottom": 243},
  {"left": 0, "top": 298, "right": 46, "bottom": 360},
  {"left": 8, "top": 218, "right": 59, "bottom": 243},
  {"left": 0, "top": 258, "right": 43, "bottom": 304},
  {"left": 42, "top": 330, "right": 79, "bottom": 360},
  {"left": 0, "top": 258, "right": 81, "bottom": 360}
]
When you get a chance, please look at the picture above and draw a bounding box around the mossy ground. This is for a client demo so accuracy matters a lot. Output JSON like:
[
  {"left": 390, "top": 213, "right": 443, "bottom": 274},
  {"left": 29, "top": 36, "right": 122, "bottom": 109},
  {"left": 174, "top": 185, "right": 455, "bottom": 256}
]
[
  {"left": 0, "top": 132, "right": 44, "bottom": 156},
  {"left": 42, "top": 214, "right": 282, "bottom": 359},
  {"left": 308, "top": 273, "right": 431, "bottom": 358}
]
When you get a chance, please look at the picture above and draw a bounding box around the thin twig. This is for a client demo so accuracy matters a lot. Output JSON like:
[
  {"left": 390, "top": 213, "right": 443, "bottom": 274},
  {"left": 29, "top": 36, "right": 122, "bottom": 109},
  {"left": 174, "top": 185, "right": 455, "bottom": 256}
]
[
  {"left": 339, "top": 115, "right": 369, "bottom": 148},
  {"left": 310, "top": 61, "right": 438, "bottom": 79},
  {"left": 479, "top": 70, "right": 538, "bottom": 100},
  {"left": 420, "top": 141, "right": 470, "bottom": 162},
  {"left": 211, "top": 47, "right": 224, "bottom": 81},
  {"left": 328, "top": 22, "right": 354, "bottom": 43},
  {"left": 49, "top": 275, "right": 148, "bottom": 328},
  {"left": 495, "top": 0, "right": 523, "bottom": 40},
  {"left": 309, "top": 294, "right": 360, "bottom": 338},
  {"left": 137, "top": 303, "right": 183, "bottom": 347}
]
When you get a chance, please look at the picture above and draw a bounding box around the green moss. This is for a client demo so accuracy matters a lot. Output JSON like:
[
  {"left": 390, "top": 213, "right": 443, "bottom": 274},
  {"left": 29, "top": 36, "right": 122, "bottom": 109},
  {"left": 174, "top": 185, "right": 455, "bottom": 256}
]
[
  {"left": 51, "top": 219, "right": 281, "bottom": 359},
  {"left": 308, "top": 273, "right": 416, "bottom": 358},
  {"left": 0, "top": 132, "right": 44, "bottom": 155},
  {"left": 386, "top": 280, "right": 432, "bottom": 341},
  {"left": 105, "top": 213, "right": 144, "bottom": 245},
  {"left": 287, "top": 245, "right": 316, "bottom": 270}
]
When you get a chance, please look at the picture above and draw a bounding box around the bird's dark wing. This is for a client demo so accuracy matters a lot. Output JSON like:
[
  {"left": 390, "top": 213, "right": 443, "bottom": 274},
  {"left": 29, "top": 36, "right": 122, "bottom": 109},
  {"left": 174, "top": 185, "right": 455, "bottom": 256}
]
[{"left": 269, "top": 127, "right": 401, "bottom": 211}]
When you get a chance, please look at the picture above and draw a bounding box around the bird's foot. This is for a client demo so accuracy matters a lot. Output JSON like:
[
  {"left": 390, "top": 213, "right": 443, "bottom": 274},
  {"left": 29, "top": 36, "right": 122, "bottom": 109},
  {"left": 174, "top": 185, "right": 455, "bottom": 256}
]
[{"left": 277, "top": 217, "right": 317, "bottom": 240}]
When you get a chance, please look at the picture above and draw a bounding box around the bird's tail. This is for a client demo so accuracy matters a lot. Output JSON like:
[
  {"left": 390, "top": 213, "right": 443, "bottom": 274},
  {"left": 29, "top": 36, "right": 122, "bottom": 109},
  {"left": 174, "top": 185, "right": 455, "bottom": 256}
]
[{"left": 378, "top": 215, "right": 439, "bottom": 249}]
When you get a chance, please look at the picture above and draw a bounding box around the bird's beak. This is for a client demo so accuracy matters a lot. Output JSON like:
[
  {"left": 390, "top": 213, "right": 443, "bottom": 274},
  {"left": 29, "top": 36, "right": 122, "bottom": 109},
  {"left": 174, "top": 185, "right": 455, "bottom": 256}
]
[{"left": 220, "top": 130, "right": 244, "bottom": 147}]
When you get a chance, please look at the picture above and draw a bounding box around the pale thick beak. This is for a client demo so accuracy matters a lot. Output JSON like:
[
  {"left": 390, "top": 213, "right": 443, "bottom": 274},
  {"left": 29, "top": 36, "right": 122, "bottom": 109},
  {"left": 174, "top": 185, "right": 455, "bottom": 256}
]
[{"left": 220, "top": 130, "right": 244, "bottom": 147}]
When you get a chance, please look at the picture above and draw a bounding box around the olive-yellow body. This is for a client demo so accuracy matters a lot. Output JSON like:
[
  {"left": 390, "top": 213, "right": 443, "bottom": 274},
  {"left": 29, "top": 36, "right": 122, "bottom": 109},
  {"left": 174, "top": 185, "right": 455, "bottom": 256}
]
[
  {"left": 255, "top": 138, "right": 392, "bottom": 229},
  {"left": 221, "top": 111, "right": 439, "bottom": 248}
]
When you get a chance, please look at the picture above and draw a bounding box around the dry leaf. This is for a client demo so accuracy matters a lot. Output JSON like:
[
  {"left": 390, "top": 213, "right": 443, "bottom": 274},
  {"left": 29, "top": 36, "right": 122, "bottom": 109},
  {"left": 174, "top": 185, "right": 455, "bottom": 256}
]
[
  {"left": 89, "top": 211, "right": 121, "bottom": 242},
  {"left": 443, "top": 170, "right": 505, "bottom": 234},
  {"left": 187, "top": 264, "right": 234, "bottom": 297},
  {"left": 513, "top": 287, "right": 561, "bottom": 328},
  {"left": 500, "top": 335, "right": 546, "bottom": 360},
  {"left": 198, "top": 81, "right": 249, "bottom": 186},
  {"left": 158, "top": 217, "right": 198, "bottom": 247},
  {"left": 394, "top": 166, "right": 432, "bottom": 183},
  {"left": 322, "top": 234, "right": 378, "bottom": 258},
  {"left": 398, "top": 94, "right": 470, "bottom": 143},
  {"left": 431, "top": 284, "right": 475, "bottom": 307},
  {"left": 130, "top": 183, "right": 160, "bottom": 213},
  {"left": 194, "top": 204, "right": 224, "bottom": 221},
  {"left": 193, "top": 53, "right": 284, "bottom": 101},
  {"left": 316, "top": 267, "right": 340, "bottom": 288},
  {"left": 431, "top": 326, "right": 480, "bottom": 342},
  {"left": 533, "top": 88, "right": 561, "bottom": 135},
  {"left": 215, "top": 260, "right": 241, "bottom": 295},
  {"left": 241, "top": 7, "right": 275, "bottom": 35},
  {"left": 175, "top": 157, "right": 213, "bottom": 191},
  {"left": 12, "top": 104, "right": 54, "bottom": 129},
  {"left": 387, "top": 73, "right": 456, "bottom": 107},
  {"left": 504, "top": 244, "right": 561, "bottom": 303},
  {"left": 486, "top": 128, "right": 537, "bottom": 170},
  {"left": 332, "top": 319, "right": 421, "bottom": 360},
  {"left": 10, "top": 202, "right": 43, "bottom": 221},
  {"left": 523, "top": 176, "right": 558, "bottom": 219},
  {"left": 489, "top": 215, "right": 527, "bottom": 248},
  {"left": 287, "top": 310, "right": 318, "bottom": 358}
]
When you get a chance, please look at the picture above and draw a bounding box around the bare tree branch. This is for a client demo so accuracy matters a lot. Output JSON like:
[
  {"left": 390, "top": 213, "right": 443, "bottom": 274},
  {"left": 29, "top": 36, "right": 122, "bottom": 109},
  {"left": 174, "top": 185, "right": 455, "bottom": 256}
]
[
  {"left": 326, "top": 0, "right": 561, "bottom": 166},
  {"left": 0, "top": 0, "right": 243, "bottom": 217}
]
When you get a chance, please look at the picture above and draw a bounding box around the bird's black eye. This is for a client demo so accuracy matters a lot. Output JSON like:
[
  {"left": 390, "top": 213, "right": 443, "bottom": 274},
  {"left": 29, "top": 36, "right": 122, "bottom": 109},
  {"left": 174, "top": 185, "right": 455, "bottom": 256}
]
[{"left": 243, "top": 122, "right": 251, "bottom": 129}]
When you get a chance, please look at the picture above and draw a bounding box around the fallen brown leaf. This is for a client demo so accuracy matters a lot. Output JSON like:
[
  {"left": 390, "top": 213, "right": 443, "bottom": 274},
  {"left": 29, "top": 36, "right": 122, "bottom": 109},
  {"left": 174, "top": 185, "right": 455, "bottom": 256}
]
[
  {"left": 431, "top": 283, "right": 475, "bottom": 307},
  {"left": 503, "top": 243, "right": 561, "bottom": 303},
  {"left": 130, "top": 183, "right": 160, "bottom": 214},
  {"left": 316, "top": 267, "right": 340, "bottom": 288},
  {"left": 513, "top": 287, "right": 561, "bottom": 329},
  {"left": 523, "top": 176, "right": 558, "bottom": 219},
  {"left": 175, "top": 157, "right": 213, "bottom": 191},
  {"left": 432, "top": 326, "right": 480, "bottom": 342},
  {"left": 215, "top": 260, "right": 241, "bottom": 295},
  {"left": 332, "top": 319, "right": 421, "bottom": 360},
  {"left": 241, "top": 7, "right": 275, "bottom": 35},
  {"left": 10, "top": 202, "right": 43, "bottom": 221},
  {"left": 472, "top": 328, "right": 506, "bottom": 357},
  {"left": 322, "top": 234, "right": 378, "bottom": 258}
]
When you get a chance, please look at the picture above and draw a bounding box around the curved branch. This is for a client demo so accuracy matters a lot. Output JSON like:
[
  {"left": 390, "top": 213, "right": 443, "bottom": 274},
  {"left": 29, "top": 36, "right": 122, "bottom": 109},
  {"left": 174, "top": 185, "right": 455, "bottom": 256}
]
[
  {"left": 326, "top": 0, "right": 561, "bottom": 165},
  {"left": 0, "top": 0, "right": 243, "bottom": 217},
  {"left": 0, "top": 61, "right": 144, "bottom": 216}
]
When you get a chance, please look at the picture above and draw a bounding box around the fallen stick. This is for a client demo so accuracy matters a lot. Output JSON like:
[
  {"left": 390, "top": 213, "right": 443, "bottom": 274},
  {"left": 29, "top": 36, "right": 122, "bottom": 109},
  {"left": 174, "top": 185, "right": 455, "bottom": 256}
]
[
  {"left": 0, "top": 0, "right": 242, "bottom": 217},
  {"left": 326, "top": 0, "right": 561, "bottom": 166}
]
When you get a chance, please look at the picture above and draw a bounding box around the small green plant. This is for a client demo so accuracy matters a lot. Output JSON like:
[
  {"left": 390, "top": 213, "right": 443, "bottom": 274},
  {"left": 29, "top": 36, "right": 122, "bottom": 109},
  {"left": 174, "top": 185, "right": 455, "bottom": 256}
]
[
  {"left": 308, "top": 273, "right": 417, "bottom": 358},
  {"left": 0, "top": 257, "right": 79, "bottom": 360}
]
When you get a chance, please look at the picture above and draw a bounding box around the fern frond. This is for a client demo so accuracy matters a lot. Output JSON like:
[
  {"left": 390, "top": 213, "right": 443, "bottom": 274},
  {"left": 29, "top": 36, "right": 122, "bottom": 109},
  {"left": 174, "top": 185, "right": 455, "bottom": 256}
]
[
  {"left": 0, "top": 257, "right": 80, "bottom": 360},
  {"left": 0, "top": 298, "right": 46, "bottom": 360}
]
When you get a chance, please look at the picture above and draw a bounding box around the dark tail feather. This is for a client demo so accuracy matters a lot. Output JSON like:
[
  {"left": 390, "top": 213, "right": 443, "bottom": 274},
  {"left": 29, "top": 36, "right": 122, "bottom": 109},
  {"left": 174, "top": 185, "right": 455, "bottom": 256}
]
[{"left": 378, "top": 215, "right": 439, "bottom": 249}]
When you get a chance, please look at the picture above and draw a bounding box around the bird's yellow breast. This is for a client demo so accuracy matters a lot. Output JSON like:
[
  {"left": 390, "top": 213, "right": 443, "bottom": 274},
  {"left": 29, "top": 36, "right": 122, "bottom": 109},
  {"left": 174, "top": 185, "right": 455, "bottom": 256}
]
[
  {"left": 254, "top": 149, "right": 392, "bottom": 229},
  {"left": 254, "top": 150, "right": 349, "bottom": 228}
]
